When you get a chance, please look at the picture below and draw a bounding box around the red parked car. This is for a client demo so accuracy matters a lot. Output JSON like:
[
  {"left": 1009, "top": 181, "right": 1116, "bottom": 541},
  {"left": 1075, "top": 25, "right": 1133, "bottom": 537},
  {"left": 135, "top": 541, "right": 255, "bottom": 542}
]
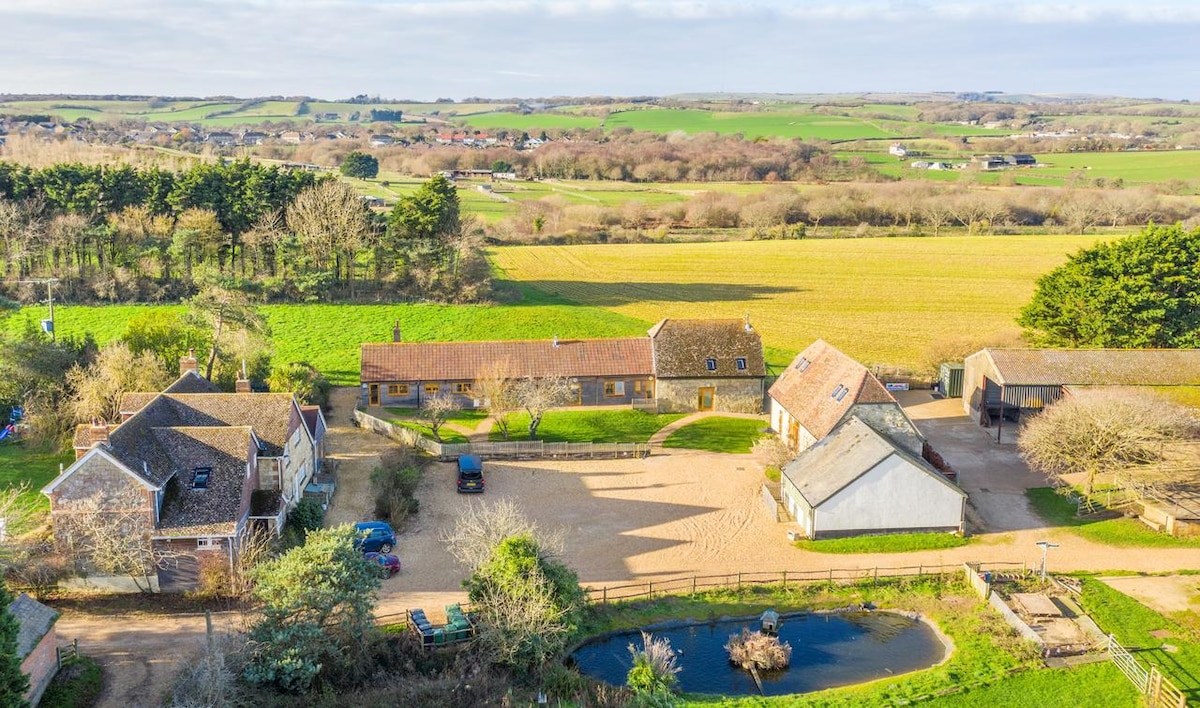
[{"left": 364, "top": 552, "right": 401, "bottom": 576}]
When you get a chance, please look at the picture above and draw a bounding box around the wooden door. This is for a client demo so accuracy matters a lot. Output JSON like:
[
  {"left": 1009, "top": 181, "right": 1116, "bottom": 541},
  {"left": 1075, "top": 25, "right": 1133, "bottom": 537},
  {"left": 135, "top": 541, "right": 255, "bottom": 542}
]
[
  {"left": 368, "top": 384, "right": 380, "bottom": 406},
  {"left": 697, "top": 387, "right": 715, "bottom": 411}
]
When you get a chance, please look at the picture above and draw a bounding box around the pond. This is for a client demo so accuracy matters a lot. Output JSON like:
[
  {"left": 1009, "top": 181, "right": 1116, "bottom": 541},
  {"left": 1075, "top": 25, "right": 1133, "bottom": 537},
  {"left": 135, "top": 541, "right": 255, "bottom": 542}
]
[{"left": 570, "top": 611, "right": 946, "bottom": 697}]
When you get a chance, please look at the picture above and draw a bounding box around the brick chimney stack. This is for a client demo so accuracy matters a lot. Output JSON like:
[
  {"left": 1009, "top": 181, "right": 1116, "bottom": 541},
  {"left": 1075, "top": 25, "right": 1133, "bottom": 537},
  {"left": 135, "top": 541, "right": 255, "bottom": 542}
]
[
  {"left": 235, "top": 360, "right": 252, "bottom": 394},
  {"left": 180, "top": 348, "right": 199, "bottom": 377},
  {"left": 88, "top": 417, "right": 109, "bottom": 445},
  {"left": 392, "top": 320, "right": 402, "bottom": 343}
]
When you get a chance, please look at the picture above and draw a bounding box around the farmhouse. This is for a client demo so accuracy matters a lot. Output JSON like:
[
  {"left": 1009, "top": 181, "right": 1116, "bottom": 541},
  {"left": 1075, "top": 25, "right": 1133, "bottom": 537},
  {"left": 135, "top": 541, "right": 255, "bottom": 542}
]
[
  {"left": 43, "top": 353, "right": 325, "bottom": 592},
  {"left": 359, "top": 318, "right": 765, "bottom": 413},
  {"left": 962, "top": 348, "right": 1200, "bottom": 426},
  {"left": 768, "top": 340, "right": 923, "bottom": 454},
  {"left": 7, "top": 592, "right": 59, "bottom": 706},
  {"left": 781, "top": 417, "right": 966, "bottom": 539}
]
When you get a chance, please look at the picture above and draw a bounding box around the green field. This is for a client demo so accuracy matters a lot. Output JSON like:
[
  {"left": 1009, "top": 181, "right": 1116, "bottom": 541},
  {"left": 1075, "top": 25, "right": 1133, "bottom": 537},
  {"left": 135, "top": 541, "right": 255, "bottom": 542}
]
[
  {"left": 5, "top": 288, "right": 653, "bottom": 386},
  {"left": 491, "top": 235, "right": 1107, "bottom": 371},
  {"left": 454, "top": 107, "right": 1009, "bottom": 142},
  {"left": 0, "top": 443, "right": 72, "bottom": 512}
]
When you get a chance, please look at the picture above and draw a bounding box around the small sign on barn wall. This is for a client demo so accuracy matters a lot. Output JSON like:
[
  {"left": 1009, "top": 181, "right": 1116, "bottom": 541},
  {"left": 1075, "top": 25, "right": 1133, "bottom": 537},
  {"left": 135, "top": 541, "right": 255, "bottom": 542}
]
[{"left": 885, "top": 383, "right": 910, "bottom": 391}]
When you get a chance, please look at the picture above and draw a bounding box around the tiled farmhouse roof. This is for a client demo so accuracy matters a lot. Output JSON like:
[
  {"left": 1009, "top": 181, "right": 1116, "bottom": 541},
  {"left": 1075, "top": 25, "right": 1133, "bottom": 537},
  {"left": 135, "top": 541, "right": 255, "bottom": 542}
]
[
  {"left": 164, "top": 370, "right": 223, "bottom": 394},
  {"left": 361, "top": 338, "right": 653, "bottom": 383},
  {"left": 7, "top": 592, "right": 59, "bottom": 658},
  {"left": 768, "top": 340, "right": 895, "bottom": 441},
  {"left": 118, "top": 393, "right": 159, "bottom": 416},
  {"left": 648, "top": 319, "right": 765, "bottom": 378},
  {"left": 783, "top": 416, "right": 962, "bottom": 508},
  {"left": 153, "top": 426, "right": 253, "bottom": 537},
  {"left": 984, "top": 349, "right": 1200, "bottom": 386}
]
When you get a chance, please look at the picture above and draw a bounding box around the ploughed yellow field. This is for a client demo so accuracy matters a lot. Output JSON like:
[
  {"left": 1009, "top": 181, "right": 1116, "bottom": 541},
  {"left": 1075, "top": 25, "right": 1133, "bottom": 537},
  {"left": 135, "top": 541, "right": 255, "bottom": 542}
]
[{"left": 491, "top": 235, "right": 1109, "bottom": 370}]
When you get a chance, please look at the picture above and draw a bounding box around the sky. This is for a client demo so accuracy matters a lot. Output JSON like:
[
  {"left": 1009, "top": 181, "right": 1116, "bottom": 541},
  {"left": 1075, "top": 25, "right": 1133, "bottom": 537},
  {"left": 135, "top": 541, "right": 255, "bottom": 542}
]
[{"left": 0, "top": 0, "right": 1197, "bottom": 101}]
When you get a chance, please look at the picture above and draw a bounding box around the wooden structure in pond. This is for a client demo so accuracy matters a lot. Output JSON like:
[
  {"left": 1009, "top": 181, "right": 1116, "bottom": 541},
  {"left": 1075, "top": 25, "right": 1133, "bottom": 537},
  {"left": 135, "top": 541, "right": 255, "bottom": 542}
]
[{"left": 406, "top": 604, "right": 477, "bottom": 648}]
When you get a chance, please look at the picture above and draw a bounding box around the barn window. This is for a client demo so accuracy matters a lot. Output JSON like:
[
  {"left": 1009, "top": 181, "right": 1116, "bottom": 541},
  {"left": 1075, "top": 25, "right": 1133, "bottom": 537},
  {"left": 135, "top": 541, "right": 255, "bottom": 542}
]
[
  {"left": 424, "top": 383, "right": 440, "bottom": 395},
  {"left": 836, "top": 387, "right": 849, "bottom": 402},
  {"left": 830, "top": 385, "right": 846, "bottom": 400},
  {"left": 736, "top": 357, "right": 747, "bottom": 371},
  {"left": 453, "top": 382, "right": 472, "bottom": 394},
  {"left": 192, "top": 467, "right": 211, "bottom": 490},
  {"left": 797, "top": 357, "right": 810, "bottom": 372},
  {"left": 706, "top": 358, "right": 717, "bottom": 371},
  {"left": 604, "top": 381, "right": 625, "bottom": 397},
  {"left": 387, "top": 384, "right": 409, "bottom": 396},
  {"left": 196, "top": 537, "right": 220, "bottom": 552}
]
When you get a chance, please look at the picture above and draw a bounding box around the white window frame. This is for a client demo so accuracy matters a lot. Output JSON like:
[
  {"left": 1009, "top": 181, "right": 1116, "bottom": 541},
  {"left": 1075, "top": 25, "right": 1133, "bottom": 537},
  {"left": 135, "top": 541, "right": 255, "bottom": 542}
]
[{"left": 196, "top": 537, "right": 220, "bottom": 552}]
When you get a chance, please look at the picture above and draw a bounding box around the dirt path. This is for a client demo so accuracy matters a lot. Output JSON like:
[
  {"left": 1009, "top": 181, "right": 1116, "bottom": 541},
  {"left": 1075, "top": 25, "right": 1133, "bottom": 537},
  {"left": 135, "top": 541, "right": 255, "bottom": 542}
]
[
  {"left": 323, "top": 388, "right": 402, "bottom": 527},
  {"left": 55, "top": 610, "right": 246, "bottom": 708},
  {"left": 1099, "top": 575, "right": 1200, "bottom": 615}
]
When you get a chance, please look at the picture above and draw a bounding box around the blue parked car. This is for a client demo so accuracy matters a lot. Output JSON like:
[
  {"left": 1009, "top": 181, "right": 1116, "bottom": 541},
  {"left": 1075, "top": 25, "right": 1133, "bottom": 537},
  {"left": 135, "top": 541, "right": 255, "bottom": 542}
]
[{"left": 354, "top": 521, "right": 396, "bottom": 553}]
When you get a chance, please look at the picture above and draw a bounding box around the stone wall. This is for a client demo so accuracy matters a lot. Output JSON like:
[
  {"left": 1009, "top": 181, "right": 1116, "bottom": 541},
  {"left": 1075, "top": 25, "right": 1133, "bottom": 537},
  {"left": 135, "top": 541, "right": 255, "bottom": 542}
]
[{"left": 655, "top": 377, "right": 764, "bottom": 413}]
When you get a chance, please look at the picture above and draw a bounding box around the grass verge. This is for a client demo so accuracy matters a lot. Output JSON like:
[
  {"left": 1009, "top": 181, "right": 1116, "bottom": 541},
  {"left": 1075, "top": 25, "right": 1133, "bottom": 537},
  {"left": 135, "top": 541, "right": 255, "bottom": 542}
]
[
  {"left": 39, "top": 656, "right": 104, "bottom": 708},
  {"left": 661, "top": 416, "right": 766, "bottom": 454},
  {"left": 1027, "top": 488, "right": 1200, "bottom": 548},
  {"left": 1079, "top": 577, "right": 1200, "bottom": 701},
  {"left": 493, "top": 409, "right": 686, "bottom": 443},
  {"left": 795, "top": 532, "right": 973, "bottom": 554}
]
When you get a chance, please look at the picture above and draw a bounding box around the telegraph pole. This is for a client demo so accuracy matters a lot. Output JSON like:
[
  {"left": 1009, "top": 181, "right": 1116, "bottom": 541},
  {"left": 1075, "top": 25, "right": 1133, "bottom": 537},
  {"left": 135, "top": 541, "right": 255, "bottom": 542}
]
[{"left": 17, "top": 278, "right": 59, "bottom": 342}]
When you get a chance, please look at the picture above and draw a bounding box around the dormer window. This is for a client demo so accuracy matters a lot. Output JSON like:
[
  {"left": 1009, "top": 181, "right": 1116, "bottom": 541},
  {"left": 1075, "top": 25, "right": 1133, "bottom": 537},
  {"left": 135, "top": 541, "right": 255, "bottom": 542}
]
[
  {"left": 192, "top": 467, "right": 211, "bottom": 490},
  {"left": 797, "top": 357, "right": 810, "bottom": 372},
  {"left": 736, "top": 357, "right": 747, "bottom": 371},
  {"left": 706, "top": 358, "right": 717, "bottom": 371}
]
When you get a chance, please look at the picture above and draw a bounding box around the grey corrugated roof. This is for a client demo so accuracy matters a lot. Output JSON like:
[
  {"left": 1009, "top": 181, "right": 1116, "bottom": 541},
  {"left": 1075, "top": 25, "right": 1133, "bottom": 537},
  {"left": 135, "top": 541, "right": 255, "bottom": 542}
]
[
  {"left": 783, "top": 416, "right": 963, "bottom": 508},
  {"left": 986, "top": 349, "right": 1200, "bottom": 386},
  {"left": 783, "top": 416, "right": 894, "bottom": 507},
  {"left": 7, "top": 593, "right": 59, "bottom": 658}
]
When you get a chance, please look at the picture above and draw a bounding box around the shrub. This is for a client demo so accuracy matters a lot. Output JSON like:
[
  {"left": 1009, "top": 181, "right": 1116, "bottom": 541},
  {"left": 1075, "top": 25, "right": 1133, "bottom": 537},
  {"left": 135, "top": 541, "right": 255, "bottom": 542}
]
[
  {"left": 371, "top": 451, "right": 423, "bottom": 526},
  {"left": 627, "top": 631, "right": 680, "bottom": 696},
  {"left": 287, "top": 498, "right": 325, "bottom": 536},
  {"left": 725, "top": 628, "right": 792, "bottom": 671},
  {"left": 38, "top": 656, "right": 102, "bottom": 708},
  {"left": 188, "top": 553, "right": 233, "bottom": 600}
]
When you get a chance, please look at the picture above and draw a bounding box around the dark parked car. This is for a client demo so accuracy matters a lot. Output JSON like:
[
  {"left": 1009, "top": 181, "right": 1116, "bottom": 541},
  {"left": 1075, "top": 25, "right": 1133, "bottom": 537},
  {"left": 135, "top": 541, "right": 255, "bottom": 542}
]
[
  {"left": 364, "top": 552, "right": 401, "bottom": 576},
  {"left": 354, "top": 521, "right": 396, "bottom": 553},
  {"left": 456, "top": 454, "right": 485, "bottom": 493}
]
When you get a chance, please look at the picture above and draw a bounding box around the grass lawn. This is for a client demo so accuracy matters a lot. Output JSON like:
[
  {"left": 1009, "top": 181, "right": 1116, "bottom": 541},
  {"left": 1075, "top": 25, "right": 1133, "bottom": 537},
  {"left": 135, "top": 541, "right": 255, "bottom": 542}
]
[
  {"left": 491, "top": 235, "right": 1107, "bottom": 372},
  {"left": 919, "top": 661, "right": 1138, "bottom": 707},
  {"left": 1027, "top": 488, "right": 1200, "bottom": 548},
  {"left": 1079, "top": 577, "right": 1200, "bottom": 701},
  {"left": 0, "top": 442, "right": 73, "bottom": 514},
  {"left": 661, "top": 416, "right": 766, "bottom": 454},
  {"left": 795, "top": 532, "right": 973, "bottom": 554},
  {"left": 578, "top": 576, "right": 1063, "bottom": 707},
  {"left": 492, "top": 409, "right": 686, "bottom": 443},
  {"left": 377, "top": 410, "right": 470, "bottom": 444},
  {"left": 384, "top": 407, "right": 488, "bottom": 425}
]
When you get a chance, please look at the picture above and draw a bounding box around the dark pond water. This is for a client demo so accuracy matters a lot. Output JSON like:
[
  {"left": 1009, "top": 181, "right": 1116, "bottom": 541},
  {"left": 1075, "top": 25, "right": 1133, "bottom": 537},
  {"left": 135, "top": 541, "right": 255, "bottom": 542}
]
[{"left": 570, "top": 612, "right": 945, "bottom": 697}]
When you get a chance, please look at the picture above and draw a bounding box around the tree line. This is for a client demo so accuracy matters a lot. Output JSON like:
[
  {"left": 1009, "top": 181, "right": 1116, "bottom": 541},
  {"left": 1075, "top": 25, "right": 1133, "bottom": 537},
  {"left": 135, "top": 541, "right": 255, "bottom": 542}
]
[{"left": 0, "top": 161, "right": 488, "bottom": 304}]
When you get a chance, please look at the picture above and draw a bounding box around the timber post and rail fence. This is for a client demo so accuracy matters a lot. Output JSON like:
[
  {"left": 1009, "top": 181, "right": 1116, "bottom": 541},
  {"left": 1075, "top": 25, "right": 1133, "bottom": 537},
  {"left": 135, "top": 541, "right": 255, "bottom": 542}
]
[
  {"left": 354, "top": 408, "right": 650, "bottom": 460},
  {"left": 1107, "top": 633, "right": 1188, "bottom": 708}
]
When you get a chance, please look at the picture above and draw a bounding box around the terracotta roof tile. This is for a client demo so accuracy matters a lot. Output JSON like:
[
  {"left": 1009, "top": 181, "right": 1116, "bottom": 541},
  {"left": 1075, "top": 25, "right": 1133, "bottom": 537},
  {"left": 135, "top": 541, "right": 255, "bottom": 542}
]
[
  {"left": 649, "top": 319, "right": 765, "bottom": 378},
  {"left": 768, "top": 340, "right": 897, "bottom": 440},
  {"left": 361, "top": 338, "right": 653, "bottom": 382},
  {"left": 985, "top": 349, "right": 1200, "bottom": 386}
]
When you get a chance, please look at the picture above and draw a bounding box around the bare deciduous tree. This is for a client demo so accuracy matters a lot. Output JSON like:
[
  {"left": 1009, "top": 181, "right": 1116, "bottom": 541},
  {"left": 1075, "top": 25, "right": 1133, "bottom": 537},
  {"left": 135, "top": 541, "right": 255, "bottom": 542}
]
[
  {"left": 515, "top": 375, "right": 571, "bottom": 440},
  {"left": 185, "top": 284, "right": 265, "bottom": 381},
  {"left": 421, "top": 393, "right": 461, "bottom": 443},
  {"left": 475, "top": 359, "right": 518, "bottom": 440},
  {"left": 752, "top": 436, "right": 795, "bottom": 471},
  {"left": 1018, "top": 389, "right": 1199, "bottom": 496},
  {"left": 286, "top": 180, "right": 371, "bottom": 289},
  {"left": 54, "top": 495, "right": 183, "bottom": 592},
  {"left": 441, "top": 499, "right": 563, "bottom": 573},
  {"left": 66, "top": 341, "right": 171, "bottom": 424}
]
